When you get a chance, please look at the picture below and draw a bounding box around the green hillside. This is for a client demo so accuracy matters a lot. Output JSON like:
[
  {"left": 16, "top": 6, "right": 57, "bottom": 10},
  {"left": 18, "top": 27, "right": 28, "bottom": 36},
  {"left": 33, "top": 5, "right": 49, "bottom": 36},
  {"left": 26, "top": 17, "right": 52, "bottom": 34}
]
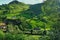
[{"left": 0, "top": 0, "right": 60, "bottom": 40}]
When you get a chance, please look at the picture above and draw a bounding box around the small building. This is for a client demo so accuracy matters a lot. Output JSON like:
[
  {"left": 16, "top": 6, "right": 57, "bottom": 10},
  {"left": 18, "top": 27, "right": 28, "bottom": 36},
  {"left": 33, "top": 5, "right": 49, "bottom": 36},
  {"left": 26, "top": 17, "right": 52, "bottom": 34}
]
[{"left": 0, "top": 23, "right": 7, "bottom": 32}]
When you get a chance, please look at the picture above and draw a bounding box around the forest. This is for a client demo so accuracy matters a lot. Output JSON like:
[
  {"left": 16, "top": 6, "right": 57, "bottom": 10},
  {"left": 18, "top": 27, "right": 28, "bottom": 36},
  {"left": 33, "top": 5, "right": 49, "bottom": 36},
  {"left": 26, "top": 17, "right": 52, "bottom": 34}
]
[{"left": 0, "top": 0, "right": 60, "bottom": 40}]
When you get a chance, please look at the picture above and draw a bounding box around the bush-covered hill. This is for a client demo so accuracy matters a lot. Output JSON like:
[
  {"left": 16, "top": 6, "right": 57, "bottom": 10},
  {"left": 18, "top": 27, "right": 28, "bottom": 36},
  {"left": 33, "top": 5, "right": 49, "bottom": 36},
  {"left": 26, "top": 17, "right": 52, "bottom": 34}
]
[
  {"left": 0, "top": 0, "right": 60, "bottom": 40},
  {"left": 0, "top": 0, "right": 46, "bottom": 30},
  {"left": 0, "top": 0, "right": 29, "bottom": 19}
]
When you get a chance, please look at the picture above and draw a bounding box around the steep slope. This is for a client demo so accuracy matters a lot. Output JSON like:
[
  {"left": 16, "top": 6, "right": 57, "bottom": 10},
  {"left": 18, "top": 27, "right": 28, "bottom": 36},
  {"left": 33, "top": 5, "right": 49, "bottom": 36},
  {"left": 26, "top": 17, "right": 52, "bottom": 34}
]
[
  {"left": 41, "top": 0, "right": 60, "bottom": 23},
  {"left": 0, "top": 0, "right": 44, "bottom": 19},
  {"left": 41, "top": 0, "right": 60, "bottom": 39},
  {"left": 30, "top": 3, "right": 43, "bottom": 15},
  {"left": 0, "top": 0, "right": 29, "bottom": 19},
  {"left": 18, "top": 3, "right": 44, "bottom": 19}
]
